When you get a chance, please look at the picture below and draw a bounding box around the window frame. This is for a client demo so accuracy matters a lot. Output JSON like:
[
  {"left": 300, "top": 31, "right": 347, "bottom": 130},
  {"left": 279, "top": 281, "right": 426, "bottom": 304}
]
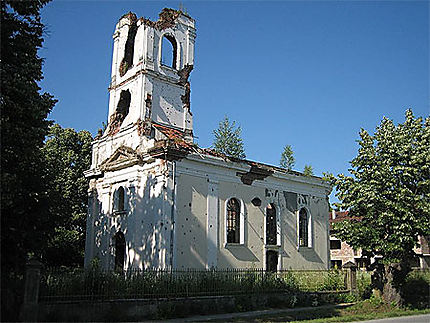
[
  {"left": 112, "top": 186, "right": 127, "bottom": 215},
  {"left": 224, "top": 197, "right": 245, "bottom": 246},
  {"left": 265, "top": 203, "right": 280, "bottom": 246}
]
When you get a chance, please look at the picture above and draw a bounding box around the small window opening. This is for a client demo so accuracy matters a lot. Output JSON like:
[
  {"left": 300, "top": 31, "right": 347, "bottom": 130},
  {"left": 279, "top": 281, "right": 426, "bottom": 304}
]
[
  {"left": 107, "top": 90, "right": 131, "bottom": 136},
  {"left": 119, "top": 22, "right": 137, "bottom": 76},
  {"left": 117, "top": 90, "right": 131, "bottom": 118},
  {"left": 161, "top": 35, "right": 177, "bottom": 69},
  {"left": 114, "top": 231, "right": 126, "bottom": 271},
  {"left": 226, "top": 198, "right": 240, "bottom": 243},
  {"left": 266, "top": 204, "right": 277, "bottom": 245},
  {"left": 330, "top": 240, "right": 341, "bottom": 250},
  {"left": 299, "top": 208, "right": 308, "bottom": 247},
  {"left": 113, "top": 186, "right": 125, "bottom": 213},
  {"left": 266, "top": 250, "right": 278, "bottom": 272}
]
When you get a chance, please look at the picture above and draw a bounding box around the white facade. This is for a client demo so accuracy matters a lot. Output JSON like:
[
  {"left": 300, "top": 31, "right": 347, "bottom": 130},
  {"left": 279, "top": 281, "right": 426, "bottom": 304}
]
[{"left": 84, "top": 9, "right": 332, "bottom": 271}]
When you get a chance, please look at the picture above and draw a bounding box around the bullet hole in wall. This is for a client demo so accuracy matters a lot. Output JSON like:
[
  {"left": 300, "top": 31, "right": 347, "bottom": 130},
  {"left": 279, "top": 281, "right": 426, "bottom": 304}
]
[{"left": 251, "top": 197, "right": 262, "bottom": 207}]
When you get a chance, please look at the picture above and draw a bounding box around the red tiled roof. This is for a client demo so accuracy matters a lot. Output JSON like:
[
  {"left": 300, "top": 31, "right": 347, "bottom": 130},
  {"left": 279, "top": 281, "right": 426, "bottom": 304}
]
[
  {"left": 329, "top": 210, "right": 363, "bottom": 229},
  {"left": 152, "top": 123, "right": 196, "bottom": 151}
]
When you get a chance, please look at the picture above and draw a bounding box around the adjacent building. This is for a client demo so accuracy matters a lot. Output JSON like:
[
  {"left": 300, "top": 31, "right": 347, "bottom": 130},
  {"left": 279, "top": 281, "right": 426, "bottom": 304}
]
[{"left": 329, "top": 211, "right": 430, "bottom": 269}]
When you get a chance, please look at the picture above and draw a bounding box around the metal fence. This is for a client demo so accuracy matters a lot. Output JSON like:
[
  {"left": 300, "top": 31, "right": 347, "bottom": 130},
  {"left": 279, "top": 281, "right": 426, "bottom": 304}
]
[{"left": 39, "top": 267, "right": 349, "bottom": 302}]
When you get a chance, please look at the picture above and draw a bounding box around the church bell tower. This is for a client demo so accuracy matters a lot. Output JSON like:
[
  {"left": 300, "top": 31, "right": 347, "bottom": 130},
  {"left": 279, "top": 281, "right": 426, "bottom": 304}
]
[
  {"left": 85, "top": 9, "right": 197, "bottom": 270},
  {"left": 105, "top": 8, "right": 196, "bottom": 141}
]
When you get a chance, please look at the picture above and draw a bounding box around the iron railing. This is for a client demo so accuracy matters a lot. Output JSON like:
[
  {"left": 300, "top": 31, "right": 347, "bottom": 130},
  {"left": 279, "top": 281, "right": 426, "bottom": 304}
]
[{"left": 39, "top": 267, "right": 348, "bottom": 302}]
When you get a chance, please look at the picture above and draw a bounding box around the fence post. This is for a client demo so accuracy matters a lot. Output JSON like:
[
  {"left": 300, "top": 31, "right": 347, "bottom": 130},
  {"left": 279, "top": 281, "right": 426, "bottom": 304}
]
[
  {"left": 19, "top": 259, "right": 43, "bottom": 322},
  {"left": 342, "top": 261, "right": 357, "bottom": 293}
]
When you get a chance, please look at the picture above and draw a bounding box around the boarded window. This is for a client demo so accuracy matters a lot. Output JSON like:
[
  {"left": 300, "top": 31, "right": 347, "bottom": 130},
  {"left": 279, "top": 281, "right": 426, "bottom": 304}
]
[
  {"left": 226, "top": 198, "right": 240, "bottom": 243},
  {"left": 114, "top": 231, "right": 126, "bottom": 271},
  {"left": 161, "top": 35, "right": 177, "bottom": 69},
  {"left": 266, "top": 204, "right": 277, "bottom": 245},
  {"left": 299, "top": 208, "right": 308, "bottom": 247}
]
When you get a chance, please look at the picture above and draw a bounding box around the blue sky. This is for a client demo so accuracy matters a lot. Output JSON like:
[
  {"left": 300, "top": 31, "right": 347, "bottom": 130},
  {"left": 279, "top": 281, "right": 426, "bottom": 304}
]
[{"left": 40, "top": 1, "right": 429, "bottom": 202}]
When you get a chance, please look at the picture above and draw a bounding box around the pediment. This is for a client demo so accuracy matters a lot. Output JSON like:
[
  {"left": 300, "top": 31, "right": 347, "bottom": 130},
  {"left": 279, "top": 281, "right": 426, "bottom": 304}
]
[{"left": 100, "top": 146, "right": 142, "bottom": 172}]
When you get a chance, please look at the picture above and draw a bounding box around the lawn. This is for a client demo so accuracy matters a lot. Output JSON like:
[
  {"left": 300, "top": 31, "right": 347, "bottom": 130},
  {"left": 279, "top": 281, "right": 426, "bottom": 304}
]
[{"left": 224, "top": 298, "right": 430, "bottom": 322}]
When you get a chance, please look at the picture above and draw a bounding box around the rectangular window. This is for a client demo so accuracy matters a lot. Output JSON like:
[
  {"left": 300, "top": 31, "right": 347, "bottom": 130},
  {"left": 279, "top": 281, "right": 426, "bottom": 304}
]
[{"left": 330, "top": 240, "right": 341, "bottom": 250}]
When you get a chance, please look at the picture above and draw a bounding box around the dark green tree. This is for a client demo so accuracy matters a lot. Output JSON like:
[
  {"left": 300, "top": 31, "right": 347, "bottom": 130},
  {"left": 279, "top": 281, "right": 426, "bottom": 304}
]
[
  {"left": 213, "top": 116, "right": 246, "bottom": 159},
  {"left": 279, "top": 145, "right": 295, "bottom": 170},
  {"left": 303, "top": 164, "right": 314, "bottom": 176},
  {"left": 327, "top": 110, "right": 430, "bottom": 305},
  {"left": 42, "top": 124, "right": 93, "bottom": 267},
  {"left": 1, "top": 0, "right": 56, "bottom": 271}
]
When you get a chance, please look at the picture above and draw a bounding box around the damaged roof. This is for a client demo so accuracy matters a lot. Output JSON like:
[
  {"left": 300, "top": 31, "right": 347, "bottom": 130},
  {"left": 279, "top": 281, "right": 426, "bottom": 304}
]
[{"left": 150, "top": 122, "right": 325, "bottom": 182}]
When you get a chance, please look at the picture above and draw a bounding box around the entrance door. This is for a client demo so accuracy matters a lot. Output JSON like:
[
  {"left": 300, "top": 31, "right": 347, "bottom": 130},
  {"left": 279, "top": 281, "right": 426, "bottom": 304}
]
[
  {"left": 114, "top": 232, "right": 125, "bottom": 271},
  {"left": 266, "top": 250, "right": 278, "bottom": 272}
]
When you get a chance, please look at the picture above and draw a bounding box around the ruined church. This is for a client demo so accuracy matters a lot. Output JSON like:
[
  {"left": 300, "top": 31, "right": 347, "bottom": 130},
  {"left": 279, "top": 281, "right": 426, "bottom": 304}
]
[{"left": 84, "top": 9, "right": 331, "bottom": 271}]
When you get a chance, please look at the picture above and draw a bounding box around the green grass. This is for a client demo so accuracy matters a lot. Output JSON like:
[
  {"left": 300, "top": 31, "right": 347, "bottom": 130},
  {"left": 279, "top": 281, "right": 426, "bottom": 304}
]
[
  {"left": 288, "top": 308, "right": 430, "bottom": 323},
  {"left": 224, "top": 298, "right": 430, "bottom": 322}
]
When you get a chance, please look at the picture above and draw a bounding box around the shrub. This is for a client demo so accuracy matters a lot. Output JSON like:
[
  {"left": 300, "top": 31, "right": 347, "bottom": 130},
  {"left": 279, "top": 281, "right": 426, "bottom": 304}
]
[{"left": 402, "top": 270, "right": 430, "bottom": 309}]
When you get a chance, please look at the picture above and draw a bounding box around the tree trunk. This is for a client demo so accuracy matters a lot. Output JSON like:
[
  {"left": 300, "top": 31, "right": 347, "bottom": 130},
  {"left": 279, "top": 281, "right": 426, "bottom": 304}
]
[{"left": 372, "top": 262, "right": 411, "bottom": 306}]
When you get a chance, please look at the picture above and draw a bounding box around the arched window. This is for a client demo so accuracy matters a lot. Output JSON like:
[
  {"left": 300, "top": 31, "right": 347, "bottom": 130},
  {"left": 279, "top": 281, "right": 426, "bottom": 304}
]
[
  {"left": 226, "top": 198, "right": 240, "bottom": 243},
  {"left": 113, "top": 186, "right": 125, "bottom": 213},
  {"left": 299, "top": 208, "right": 308, "bottom": 247},
  {"left": 161, "top": 35, "right": 177, "bottom": 69},
  {"left": 266, "top": 203, "right": 277, "bottom": 245},
  {"left": 114, "top": 231, "right": 126, "bottom": 271}
]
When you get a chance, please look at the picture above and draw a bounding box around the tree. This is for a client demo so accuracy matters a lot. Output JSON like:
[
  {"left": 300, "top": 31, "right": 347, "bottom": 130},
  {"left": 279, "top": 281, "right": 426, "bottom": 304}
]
[
  {"left": 279, "top": 145, "right": 295, "bottom": 170},
  {"left": 1, "top": 0, "right": 56, "bottom": 272},
  {"left": 213, "top": 116, "right": 246, "bottom": 159},
  {"left": 327, "top": 110, "right": 430, "bottom": 304},
  {"left": 42, "top": 124, "right": 93, "bottom": 267},
  {"left": 303, "top": 164, "right": 314, "bottom": 176}
]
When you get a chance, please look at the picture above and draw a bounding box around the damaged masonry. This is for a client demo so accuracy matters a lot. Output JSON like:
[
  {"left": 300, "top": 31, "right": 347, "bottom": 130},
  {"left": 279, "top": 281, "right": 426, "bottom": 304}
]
[{"left": 84, "top": 8, "right": 332, "bottom": 272}]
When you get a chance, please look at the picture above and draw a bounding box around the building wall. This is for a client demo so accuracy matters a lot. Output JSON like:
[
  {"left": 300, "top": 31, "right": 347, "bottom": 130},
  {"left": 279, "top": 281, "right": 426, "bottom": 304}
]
[
  {"left": 173, "top": 157, "right": 330, "bottom": 270},
  {"left": 85, "top": 161, "right": 170, "bottom": 270}
]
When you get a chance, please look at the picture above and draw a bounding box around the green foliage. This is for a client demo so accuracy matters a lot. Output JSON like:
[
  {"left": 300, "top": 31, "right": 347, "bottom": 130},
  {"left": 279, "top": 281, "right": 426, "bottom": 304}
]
[
  {"left": 304, "top": 164, "right": 314, "bottom": 176},
  {"left": 212, "top": 116, "right": 246, "bottom": 159},
  {"left": 40, "top": 268, "right": 357, "bottom": 300},
  {"left": 280, "top": 270, "right": 346, "bottom": 292},
  {"left": 402, "top": 270, "right": 430, "bottom": 309},
  {"left": 42, "top": 124, "right": 93, "bottom": 266},
  {"left": 1, "top": 0, "right": 56, "bottom": 272},
  {"left": 327, "top": 110, "right": 430, "bottom": 264},
  {"left": 357, "top": 271, "right": 372, "bottom": 299},
  {"left": 321, "top": 269, "right": 345, "bottom": 291},
  {"left": 280, "top": 145, "right": 295, "bottom": 170}
]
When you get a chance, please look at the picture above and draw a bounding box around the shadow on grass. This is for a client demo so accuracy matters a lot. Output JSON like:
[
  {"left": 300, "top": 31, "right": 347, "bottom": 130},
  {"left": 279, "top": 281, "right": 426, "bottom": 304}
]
[{"left": 229, "top": 308, "right": 342, "bottom": 322}]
